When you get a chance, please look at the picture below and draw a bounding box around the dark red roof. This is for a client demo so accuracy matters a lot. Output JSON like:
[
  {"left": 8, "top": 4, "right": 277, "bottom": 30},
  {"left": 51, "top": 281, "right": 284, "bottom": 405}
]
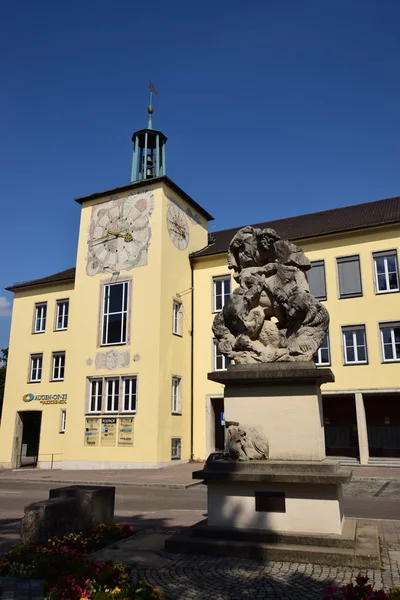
[
  {"left": 7, "top": 268, "right": 76, "bottom": 292},
  {"left": 192, "top": 195, "right": 400, "bottom": 258},
  {"left": 7, "top": 195, "right": 400, "bottom": 291}
]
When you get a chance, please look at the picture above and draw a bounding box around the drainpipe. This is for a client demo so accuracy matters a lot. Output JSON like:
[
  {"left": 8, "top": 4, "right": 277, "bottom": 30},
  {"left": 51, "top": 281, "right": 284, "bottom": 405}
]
[{"left": 190, "top": 262, "right": 194, "bottom": 460}]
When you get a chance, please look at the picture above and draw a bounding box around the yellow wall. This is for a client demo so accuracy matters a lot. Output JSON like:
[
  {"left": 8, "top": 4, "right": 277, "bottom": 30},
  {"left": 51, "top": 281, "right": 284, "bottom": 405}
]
[
  {"left": 191, "top": 224, "right": 400, "bottom": 459},
  {"left": 0, "top": 282, "right": 74, "bottom": 467}
]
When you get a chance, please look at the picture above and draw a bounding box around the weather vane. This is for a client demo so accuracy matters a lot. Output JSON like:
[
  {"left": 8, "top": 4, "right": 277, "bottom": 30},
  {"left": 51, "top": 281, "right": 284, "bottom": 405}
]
[{"left": 148, "top": 81, "right": 158, "bottom": 128}]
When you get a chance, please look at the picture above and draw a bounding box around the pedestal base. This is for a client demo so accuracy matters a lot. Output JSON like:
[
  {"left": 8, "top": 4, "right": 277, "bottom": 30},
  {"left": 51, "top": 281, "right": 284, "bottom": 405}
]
[{"left": 165, "top": 518, "right": 380, "bottom": 568}]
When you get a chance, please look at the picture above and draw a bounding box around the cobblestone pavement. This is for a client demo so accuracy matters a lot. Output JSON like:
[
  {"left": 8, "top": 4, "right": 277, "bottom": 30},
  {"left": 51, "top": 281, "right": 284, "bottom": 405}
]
[
  {"left": 0, "top": 578, "right": 43, "bottom": 600},
  {"left": 2, "top": 520, "right": 400, "bottom": 599}
]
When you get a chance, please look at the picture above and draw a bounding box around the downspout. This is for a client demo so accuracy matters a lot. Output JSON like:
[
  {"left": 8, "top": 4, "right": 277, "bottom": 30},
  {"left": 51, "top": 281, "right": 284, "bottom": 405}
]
[{"left": 190, "top": 261, "right": 194, "bottom": 460}]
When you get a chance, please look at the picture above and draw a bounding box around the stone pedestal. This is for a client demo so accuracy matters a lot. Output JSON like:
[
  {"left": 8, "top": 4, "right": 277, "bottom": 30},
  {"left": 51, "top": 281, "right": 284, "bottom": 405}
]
[
  {"left": 209, "top": 362, "right": 333, "bottom": 461},
  {"left": 165, "top": 363, "right": 380, "bottom": 567}
]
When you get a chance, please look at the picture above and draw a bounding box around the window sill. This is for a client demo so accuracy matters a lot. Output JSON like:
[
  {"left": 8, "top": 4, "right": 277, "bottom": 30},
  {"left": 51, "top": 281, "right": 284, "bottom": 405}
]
[
  {"left": 343, "top": 362, "right": 368, "bottom": 366},
  {"left": 32, "top": 331, "right": 45, "bottom": 335},
  {"left": 339, "top": 294, "right": 363, "bottom": 300},
  {"left": 171, "top": 412, "right": 182, "bottom": 416},
  {"left": 28, "top": 380, "right": 41, "bottom": 384},
  {"left": 315, "top": 363, "right": 331, "bottom": 367},
  {"left": 55, "top": 328, "right": 68, "bottom": 332},
  {"left": 100, "top": 342, "right": 128, "bottom": 347},
  {"left": 50, "top": 379, "right": 64, "bottom": 383},
  {"left": 171, "top": 457, "right": 181, "bottom": 461},
  {"left": 382, "top": 359, "right": 400, "bottom": 364},
  {"left": 375, "top": 289, "right": 400, "bottom": 295},
  {"left": 172, "top": 332, "right": 183, "bottom": 338},
  {"left": 121, "top": 411, "right": 136, "bottom": 415}
]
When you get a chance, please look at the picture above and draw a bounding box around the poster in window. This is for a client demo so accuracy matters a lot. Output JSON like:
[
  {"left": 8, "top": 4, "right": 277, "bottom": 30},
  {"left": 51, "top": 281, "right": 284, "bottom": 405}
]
[
  {"left": 101, "top": 417, "right": 117, "bottom": 446},
  {"left": 84, "top": 418, "right": 100, "bottom": 446},
  {"left": 118, "top": 417, "right": 134, "bottom": 446}
]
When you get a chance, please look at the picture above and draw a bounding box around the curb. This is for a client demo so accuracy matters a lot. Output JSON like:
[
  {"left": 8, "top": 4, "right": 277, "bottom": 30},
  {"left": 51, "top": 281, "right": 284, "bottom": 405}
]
[{"left": 0, "top": 477, "right": 202, "bottom": 489}]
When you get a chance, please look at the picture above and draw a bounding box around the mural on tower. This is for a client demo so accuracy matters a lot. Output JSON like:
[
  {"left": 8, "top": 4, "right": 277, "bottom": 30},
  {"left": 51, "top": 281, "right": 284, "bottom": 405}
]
[{"left": 86, "top": 190, "right": 154, "bottom": 275}]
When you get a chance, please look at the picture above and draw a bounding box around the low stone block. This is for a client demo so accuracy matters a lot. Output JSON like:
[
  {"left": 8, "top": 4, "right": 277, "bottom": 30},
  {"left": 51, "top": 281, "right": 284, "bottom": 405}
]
[
  {"left": 49, "top": 485, "right": 115, "bottom": 528},
  {"left": 21, "top": 497, "right": 80, "bottom": 544}
]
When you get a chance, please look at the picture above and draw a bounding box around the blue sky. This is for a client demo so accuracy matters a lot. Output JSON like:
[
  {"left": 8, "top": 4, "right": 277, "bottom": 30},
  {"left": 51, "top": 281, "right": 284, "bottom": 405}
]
[{"left": 1, "top": 0, "right": 400, "bottom": 347}]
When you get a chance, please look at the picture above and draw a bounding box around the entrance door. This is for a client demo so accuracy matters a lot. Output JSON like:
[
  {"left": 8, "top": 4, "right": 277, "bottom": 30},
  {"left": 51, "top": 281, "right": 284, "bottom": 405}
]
[
  {"left": 364, "top": 394, "right": 400, "bottom": 458},
  {"left": 322, "top": 396, "right": 359, "bottom": 458},
  {"left": 19, "top": 411, "right": 42, "bottom": 467},
  {"left": 210, "top": 397, "right": 225, "bottom": 451}
]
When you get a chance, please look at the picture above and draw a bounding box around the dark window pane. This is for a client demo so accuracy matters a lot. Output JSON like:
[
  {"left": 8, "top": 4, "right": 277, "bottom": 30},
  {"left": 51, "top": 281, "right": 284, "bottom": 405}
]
[
  {"left": 387, "top": 257, "right": 397, "bottom": 272},
  {"left": 107, "top": 314, "right": 122, "bottom": 343},
  {"left": 389, "top": 272, "right": 399, "bottom": 289},
  {"left": 344, "top": 331, "right": 354, "bottom": 347},
  {"left": 384, "top": 344, "right": 394, "bottom": 360},
  {"left": 376, "top": 258, "right": 385, "bottom": 274},
  {"left": 108, "top": 284, "right": 124, "bottom": 313},
  {"left": 346, "top": 347, "right": 355, "bottom": 362},
  {"left": 394, "top": 328, "right": 400, "bottom": 343},
  {"left": 357, "top": 346, "right": 366, "bottom": 362},
  {"left": 382, "top": 328, "right": 392, "bottom": 344},
  {"left": 378, "top": 273, "right": 387, "bottom": 291},
  {"left": 395, "top": 344, "right": 400, "bottom": 359},
  {"left": 320, "top": 348, "right": 329, "bottom": 363},
  {"left": 355, "top": 330, "right": 365, "bottom": 345}
]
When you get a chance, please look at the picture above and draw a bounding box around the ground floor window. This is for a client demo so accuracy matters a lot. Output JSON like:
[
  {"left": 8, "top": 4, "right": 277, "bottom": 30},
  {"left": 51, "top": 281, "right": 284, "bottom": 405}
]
[
  {"left": 171, "top": 437, "right": 181, "bottom": 460},
  {"left": 60, "top": 409, "right": 66, "bottom": 433},
  {"left": 87, "top": 375, "right": 138, "bottom": 415}
]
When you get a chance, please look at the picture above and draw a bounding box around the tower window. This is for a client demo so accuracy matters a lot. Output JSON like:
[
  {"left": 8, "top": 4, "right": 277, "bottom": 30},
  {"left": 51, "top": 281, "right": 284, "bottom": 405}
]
[
  {"left": 101, "top": 282, "right": 129, "bottom": 346},
  {"left": 172, "top": 301, "right": 183, "bottom": 336}
]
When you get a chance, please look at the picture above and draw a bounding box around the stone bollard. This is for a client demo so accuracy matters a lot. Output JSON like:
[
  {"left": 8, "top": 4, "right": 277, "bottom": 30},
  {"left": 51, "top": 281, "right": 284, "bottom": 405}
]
[
  {"left": 49, "top": 485, "right": 115, "bottom": 529},
  {"left": 21, "top": 497, "right": 80, "bottom": 544}
]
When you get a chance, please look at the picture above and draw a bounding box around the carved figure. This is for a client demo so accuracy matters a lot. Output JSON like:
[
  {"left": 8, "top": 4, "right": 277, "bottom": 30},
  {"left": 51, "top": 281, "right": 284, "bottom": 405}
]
[
  {"left": 213, "top": 226, "right": 329, "bottom": 363},
  {"left": 226, "top": 421, "right": 269, "bottom": 460}
]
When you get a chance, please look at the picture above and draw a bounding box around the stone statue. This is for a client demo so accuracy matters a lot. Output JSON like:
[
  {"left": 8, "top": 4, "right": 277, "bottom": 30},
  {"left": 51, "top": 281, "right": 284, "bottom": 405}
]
[
  {"left": 213, "top": 226, "right": 329, "bottom": 363},
  {"left": 225, "top": 422, "right": 269, "bottom": 460}
]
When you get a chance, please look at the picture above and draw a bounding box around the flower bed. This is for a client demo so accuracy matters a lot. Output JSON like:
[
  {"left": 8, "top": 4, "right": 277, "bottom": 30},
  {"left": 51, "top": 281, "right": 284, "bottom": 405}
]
[
  {"left": 324, "top": 574, "right": 400, "bottom": 599},
  {"left": 0, "top": 523, "right": 161, "bottom": 599}
]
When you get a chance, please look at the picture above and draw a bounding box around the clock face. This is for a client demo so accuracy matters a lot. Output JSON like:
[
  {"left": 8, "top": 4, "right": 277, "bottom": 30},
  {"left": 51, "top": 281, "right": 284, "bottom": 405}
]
[
  {"left": 166, "top": 204, "right": 190, "bottom": 250},
  {"left": 87, "top": 191, "right": 154, "bottom": 276}
]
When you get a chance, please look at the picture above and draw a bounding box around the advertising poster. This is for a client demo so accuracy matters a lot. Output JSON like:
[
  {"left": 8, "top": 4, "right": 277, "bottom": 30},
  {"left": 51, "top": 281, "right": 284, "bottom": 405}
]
[
  {"left": 118, "top": 417, "right": 134, "bottom": 446},
  {"left": 84, "top": 418, "right": 100, "bottom": 446},
  {"left": 101, "top": 417, "right": 117, "bottom": 446}
]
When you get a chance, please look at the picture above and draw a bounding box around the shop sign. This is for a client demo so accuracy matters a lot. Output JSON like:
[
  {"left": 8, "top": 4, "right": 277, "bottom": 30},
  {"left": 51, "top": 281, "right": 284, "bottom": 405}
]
[
  {"left": 84, "top": 418, "right": 100, "bottom": 446},
  {"left": 23, "top": 393, "right": 67, "bottom": 405},
  {"left": 118, "top": 417, "right": 134, "bottom": 446},
  {"left": 101, "top": 418, "right": 117, "bottom": 446}
]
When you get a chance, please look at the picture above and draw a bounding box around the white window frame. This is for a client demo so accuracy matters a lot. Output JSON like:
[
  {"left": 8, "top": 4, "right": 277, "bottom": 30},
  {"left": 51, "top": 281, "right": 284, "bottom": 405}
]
[
  {"left": 101, "top": 282, "right": 129, "bottom": 346},
  {"left": 56, "top": 299, "right": 69, "bottom": 330},
  {"left": 342, "top": 326, "right": 368, "bottom": 365},
  {"left": 373, "top": 252, "right": 400, "bottom": 294},
  {"left": 52, "top": 352, "right": 65, "bottom": 381},
  {"left": 172, "top": 300, "right": 183, "bottom": 336},
  {"left": 60, "top": 409, "right": 66, "bottom": 433},
  {"left": 30, "top": 354, "right": 43, "bottom": 382},
  {"left": 122, "top": 377, "right": 137, "bottom": 413},
  {"left": 34, "top": 303, "right": 47, "bottom": 333},
  {"left": 171, "top": 437, "right": 182, "bottom": 460},
  {"left": 314, "top": 333, "right": 331, "bottom": 366},
  {"left": 171, "top": 376, "right": 182, "bottom": 415},
  {"left": 213, "top": 339, "right": 231, "bottom": 371},
  {"left": 105, "top": 378, "right": 119, "bottom": 413},
  {"left": 380, "top": 322, "right": 400, "bottom": 363},
  {"left": 88, "top": 379, "right": 103, "bottom": 413},
  {"left": 213, "top": 276, "right": 231, "bottom": 312}
]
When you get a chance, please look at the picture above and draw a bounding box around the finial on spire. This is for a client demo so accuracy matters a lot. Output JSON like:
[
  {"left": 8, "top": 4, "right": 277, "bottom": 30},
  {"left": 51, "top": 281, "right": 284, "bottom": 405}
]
[{"left": 148, "top": 81, "right": 158, "bottom": 129}]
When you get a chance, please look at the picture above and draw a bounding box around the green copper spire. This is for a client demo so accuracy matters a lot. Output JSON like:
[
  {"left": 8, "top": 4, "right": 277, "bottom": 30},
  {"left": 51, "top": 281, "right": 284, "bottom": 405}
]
[{"left": 130, "top": 82, "right": 167, "bottom": 183}]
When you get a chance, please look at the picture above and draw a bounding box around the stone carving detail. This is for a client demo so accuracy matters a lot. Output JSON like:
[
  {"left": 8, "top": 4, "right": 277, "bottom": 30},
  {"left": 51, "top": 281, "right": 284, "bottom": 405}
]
[
  {"left": 212, "top": 226, "right": 329, "bottom": 363},
  {"left": 95, "top": 351, "right": 130, "bottom": 371},
  {"left": 226, "top": 422, "right": 269, "bottom": 461}
]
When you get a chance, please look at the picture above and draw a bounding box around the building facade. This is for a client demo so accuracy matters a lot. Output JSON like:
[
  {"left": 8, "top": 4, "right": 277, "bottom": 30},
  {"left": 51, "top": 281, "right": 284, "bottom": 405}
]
[{"left": 0, "top": 115, "right": 399, "bottom": 469}]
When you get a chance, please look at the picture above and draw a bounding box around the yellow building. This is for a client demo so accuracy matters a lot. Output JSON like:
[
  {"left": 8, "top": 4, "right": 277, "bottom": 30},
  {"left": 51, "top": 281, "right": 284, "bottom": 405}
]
[{"left": 1, "top": 110, "right": 400, "bottom": 469}]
